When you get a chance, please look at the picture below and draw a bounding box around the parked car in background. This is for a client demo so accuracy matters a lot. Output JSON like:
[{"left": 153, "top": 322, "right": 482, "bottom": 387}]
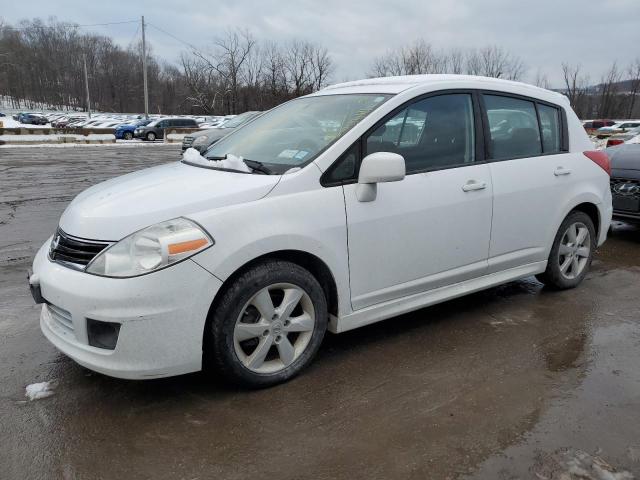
[
  {"left": 52, "top": 116, "right": 86, "bottom": 128},
  {"left": 606, "top": 127, "right": 640, "bottom": 147},
  {"left": 182, "top": 111, "right": 261, "bottom": 152},
  {"left": 597, "top": 121, "right": 640, "bottom": 137},
  {"left": 135, "top": 117, "right": 198, "bottom": 141},
  {"left": 30, "top": 75, "right": 612, "bottom": 387},
  {"left": 115, "top": 119, "right": 152, "bottom": 140},
  {"left": 583, "top": 119, "right": 616, "bottom": 135},
  {"left": 607, "top": 144, "right": 640, "bottom": 224},
  {"left": 0, "top": 112, "right": 6, "bottom": 117},
  {"left": 19, "top": 113, "right": 48, "bottom": 125}
]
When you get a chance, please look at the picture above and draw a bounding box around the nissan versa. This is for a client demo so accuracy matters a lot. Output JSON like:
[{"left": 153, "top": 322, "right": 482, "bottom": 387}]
[{"left": 29, "top": 75, "right": 612, "bottom": 387}]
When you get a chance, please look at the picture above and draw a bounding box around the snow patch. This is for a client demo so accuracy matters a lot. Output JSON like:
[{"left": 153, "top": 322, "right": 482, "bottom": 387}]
[
  {"left": 182, "top": 148, "right": 252, "bottom": 173},
  {"left": 25, "top": 381, "right": 55, "bottom": 401}
]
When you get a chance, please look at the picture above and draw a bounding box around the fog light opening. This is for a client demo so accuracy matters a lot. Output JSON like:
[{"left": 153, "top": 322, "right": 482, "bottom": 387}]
[{"left": 86, "top": 318, "right": 121, "bottom": 350}]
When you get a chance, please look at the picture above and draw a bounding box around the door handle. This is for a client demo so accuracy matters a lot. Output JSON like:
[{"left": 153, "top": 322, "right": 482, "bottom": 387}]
[
  {"left": 462, "top": 180, "right": 487, "bottom": 192},
  {"left": 554, "top": 167, "right": 572, "bottom": 176}
]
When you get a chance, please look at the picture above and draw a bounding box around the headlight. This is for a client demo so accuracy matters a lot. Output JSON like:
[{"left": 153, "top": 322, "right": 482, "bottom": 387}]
[
  {"left": 192, "top": 136, "right": 208, "bottom": 145},
  {"left": 85, "top": 218, "right": 213, "bottom": 278}
]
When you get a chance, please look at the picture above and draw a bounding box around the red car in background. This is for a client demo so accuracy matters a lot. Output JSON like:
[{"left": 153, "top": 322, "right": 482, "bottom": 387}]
[{"left": 583, "top": 119, "right": 616, "bottom": 135}]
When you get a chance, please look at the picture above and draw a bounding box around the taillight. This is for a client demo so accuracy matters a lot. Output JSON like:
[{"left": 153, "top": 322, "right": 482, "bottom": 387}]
[
  {"left": 606, "top": 138, "right": 624, "bottom": 147},
  {"left": 584, "top": 150, "right": 611, "bottom": 176}
]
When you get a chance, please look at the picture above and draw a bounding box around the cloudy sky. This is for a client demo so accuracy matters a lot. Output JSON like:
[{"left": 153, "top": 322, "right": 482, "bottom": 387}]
[{"left": 3, "top": 0, "right": 640, "bottom": 87}]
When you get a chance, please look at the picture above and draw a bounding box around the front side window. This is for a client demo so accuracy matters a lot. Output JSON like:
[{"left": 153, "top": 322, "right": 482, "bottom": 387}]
[
  {"left": 365, "top": 94, "right": 475, "bottom": 173},
  {"left": 203, "top": 94, "right": 391, "bottom": 174},
  {"left": 537, "top": 104, "right": 561, "bottom": 153},
  {"left": 484, "top": 95, "right": 541, "bottom": 160}
]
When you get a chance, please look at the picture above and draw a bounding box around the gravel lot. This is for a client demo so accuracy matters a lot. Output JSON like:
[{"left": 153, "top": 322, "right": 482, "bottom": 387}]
[{"left": 1, "top": 145, "right": 639, "bottom": 480}]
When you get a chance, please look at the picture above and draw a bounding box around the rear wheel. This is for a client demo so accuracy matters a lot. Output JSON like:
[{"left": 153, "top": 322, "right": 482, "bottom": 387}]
[
  {"left": 207, "top": 260, "right": 328, "bottom": 388},
  {"left": 536, "top": 211, "right": 595, "bottom": 289},
  {"left": 123, "top": 131, "right": 133, "bottom": 140}
]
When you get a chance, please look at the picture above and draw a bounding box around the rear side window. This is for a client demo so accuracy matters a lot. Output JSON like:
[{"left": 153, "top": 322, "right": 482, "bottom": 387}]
[
  {"left": 537, "top": 104, "right": 561, "bottom": 153},
  {"left": 592, "top": 121, "right": 605, "bottom": 129},
  {"left": 484, "top": 95, "right": 541, "bottom": 160},
  {"left": 365, "top": 93, "right": 475, "bottom": 174}
]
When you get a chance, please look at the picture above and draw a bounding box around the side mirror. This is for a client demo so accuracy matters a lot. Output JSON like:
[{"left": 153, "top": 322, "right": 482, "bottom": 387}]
[{"left": 356, "top": 152, "right": 405, "bottom": 202}]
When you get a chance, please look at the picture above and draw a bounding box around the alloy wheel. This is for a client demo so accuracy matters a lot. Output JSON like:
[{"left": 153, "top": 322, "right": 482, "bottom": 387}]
[
  {"left": 558, "top": 222, "right": 591, "bottom": 280},
  {"left": 233, "top": 283, "right": 315, "bottom": 374}
]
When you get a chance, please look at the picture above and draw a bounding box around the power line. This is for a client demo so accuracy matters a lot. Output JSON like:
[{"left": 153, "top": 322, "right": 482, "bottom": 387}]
[
  {"left": 2, "top": 20, "right": 139, "bottom": 31},
  {"left": 126, "top": 23, "right": 141, "bottom": 48},
  {"left": 146, "top": 23, "right": 204, "bottom": 56}
]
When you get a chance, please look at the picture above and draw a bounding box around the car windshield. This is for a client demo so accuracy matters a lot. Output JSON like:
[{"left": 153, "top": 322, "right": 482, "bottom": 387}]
[{"left": 202, "top": 94, "right": 391, "bottom": 172}]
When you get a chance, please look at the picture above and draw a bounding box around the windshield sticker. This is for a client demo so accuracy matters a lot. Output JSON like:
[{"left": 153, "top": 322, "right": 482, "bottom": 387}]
[
  {"left": 294, "top": 150, "right": 308, "bottom": 159},
  {"left": 278, "top": 149, "right": 299, "bottom": 159}
]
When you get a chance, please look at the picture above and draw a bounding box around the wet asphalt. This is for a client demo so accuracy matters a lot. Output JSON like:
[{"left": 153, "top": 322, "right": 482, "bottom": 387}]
[{"left": 0, "top": 145, "right": 639, "bottom": 480}]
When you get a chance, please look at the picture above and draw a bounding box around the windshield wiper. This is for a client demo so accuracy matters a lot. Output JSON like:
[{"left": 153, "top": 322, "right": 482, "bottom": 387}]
[{"left": 242, "top": 159, "right": 272, "bottom": 175}]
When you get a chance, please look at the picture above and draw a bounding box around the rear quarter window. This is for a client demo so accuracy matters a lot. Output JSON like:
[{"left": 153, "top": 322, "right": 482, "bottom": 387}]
[{"left": 537, "top": 104, "right": 561, "bottom": 153}]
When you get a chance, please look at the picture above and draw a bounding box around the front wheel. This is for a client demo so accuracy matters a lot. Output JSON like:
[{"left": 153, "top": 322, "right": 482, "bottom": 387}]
[
  {"left": 123, "top": 131, "right": 133, "bottom": 140},
  {"left": 207, "top": 260, "right": 328, "bottom": 388},
  {"left": 536, "top": 211, "right": 595, "bottom": 289},
  {"left": 146, "top": 132, "right": 156, "bottom": 141}
]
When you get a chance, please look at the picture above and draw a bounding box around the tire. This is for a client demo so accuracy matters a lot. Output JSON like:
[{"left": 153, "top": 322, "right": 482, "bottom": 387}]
[
  {"left": 536, "top": 211, "right": 596, "bottom": 290},
  {"left": 146, "top": 132, "right": 156, "bottom": 141},
  {"left": 207, "top": 260, "right": 328, "bottom": 388},
  {"left": 123, "top": 131, "right": 133, "bottom": 140}
]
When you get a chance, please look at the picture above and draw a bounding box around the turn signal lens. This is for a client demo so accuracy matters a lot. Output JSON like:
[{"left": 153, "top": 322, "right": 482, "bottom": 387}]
[{"left": 168, "top": 238, "right": 209, "bottom": 255}]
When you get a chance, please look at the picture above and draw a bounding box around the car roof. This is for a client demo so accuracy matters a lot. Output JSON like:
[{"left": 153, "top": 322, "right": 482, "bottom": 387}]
[{"left": 314, "top": 74, "right": 569, "bottom": 104}]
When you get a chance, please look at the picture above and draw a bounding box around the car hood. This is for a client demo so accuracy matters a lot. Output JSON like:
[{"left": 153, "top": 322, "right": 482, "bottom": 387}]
[
  {"left": 606, "top": 143, "right": 640, "bottom": 178},
  {"left": 59, "top": 161, "right": 280, "bottom": 240}
]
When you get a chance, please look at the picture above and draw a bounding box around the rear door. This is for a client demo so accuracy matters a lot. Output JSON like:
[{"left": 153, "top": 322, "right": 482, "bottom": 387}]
[
  {"left": 342, "top": 92, "right": 493, "bottom": 310},
  {"left": 483, "top": 93, "right": 580, "bottom": 272}
]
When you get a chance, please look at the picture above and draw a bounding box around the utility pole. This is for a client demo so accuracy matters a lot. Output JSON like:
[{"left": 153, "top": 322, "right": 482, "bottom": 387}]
[
  {"left": 141, "top": 15, "right": 149, "bottom": 119},
  {"left": 83, "top": 54, "right": 91, "bottom": 119}
]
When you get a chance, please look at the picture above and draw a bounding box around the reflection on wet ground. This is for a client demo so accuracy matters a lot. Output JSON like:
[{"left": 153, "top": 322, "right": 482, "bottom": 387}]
[{"left": 1, "top": 147, "right": 639, "bottom": 479}]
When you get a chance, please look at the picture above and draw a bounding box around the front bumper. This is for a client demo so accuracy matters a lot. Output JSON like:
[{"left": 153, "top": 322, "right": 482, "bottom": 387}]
[{"left": 31, "top": 240, "right": 222, "bottom": 379}]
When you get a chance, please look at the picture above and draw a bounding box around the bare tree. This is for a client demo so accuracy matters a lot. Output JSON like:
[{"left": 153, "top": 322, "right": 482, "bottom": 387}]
[
  {"left": 465, "top": 45, "right": 525, "bottom": 80},
  {"left": 561, "top": 62, "right": 590, "bottom": 118},
  {"left": 626, "top": 58, "right": 640, "bottom": 118},
  {"left": 370, "top": 42, "right": 524, "bottom": 80},
  {"left": 533, "top": 69, "right": 551, "bottom": 89},
  {"left": 447, "top": 48, "right": 465, "bottom": 75},
  {"left": 369, "top": 40, "right": 448, "bottom": 77},
  {"left": 310, "top": 45, "right": 332, "bottom": 90},
  {"left": 597, "top": 62, "right": 622, "bottom": 118}
]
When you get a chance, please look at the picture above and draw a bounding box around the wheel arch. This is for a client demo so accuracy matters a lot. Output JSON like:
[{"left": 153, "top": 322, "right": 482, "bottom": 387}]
[
  {"left": 201, "top": 249, "right": 339, "bottom": 362},
  {"left": 571, "top": 202, "right": 600, "bottom": 239}
]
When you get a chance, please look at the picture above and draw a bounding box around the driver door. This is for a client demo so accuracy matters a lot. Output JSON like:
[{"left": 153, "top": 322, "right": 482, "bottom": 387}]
[{"left": 343, "top": 92, "right": 493, "bottom": 310}]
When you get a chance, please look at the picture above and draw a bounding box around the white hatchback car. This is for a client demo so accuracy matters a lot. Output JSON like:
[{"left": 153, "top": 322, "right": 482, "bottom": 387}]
[{"left": 30, "top": 75, "right": 613, "bottom": 387}]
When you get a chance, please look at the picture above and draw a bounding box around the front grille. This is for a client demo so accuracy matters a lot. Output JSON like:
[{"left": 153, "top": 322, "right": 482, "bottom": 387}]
[
  {"left": 49, "top": 228, "right": 112, "bottom": 268},
  {"left": 47, "top": 303, "right": 74, "bottom": 333},
  {"left": 610, "top": 178, "right": 640, "bottom": 199}
]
